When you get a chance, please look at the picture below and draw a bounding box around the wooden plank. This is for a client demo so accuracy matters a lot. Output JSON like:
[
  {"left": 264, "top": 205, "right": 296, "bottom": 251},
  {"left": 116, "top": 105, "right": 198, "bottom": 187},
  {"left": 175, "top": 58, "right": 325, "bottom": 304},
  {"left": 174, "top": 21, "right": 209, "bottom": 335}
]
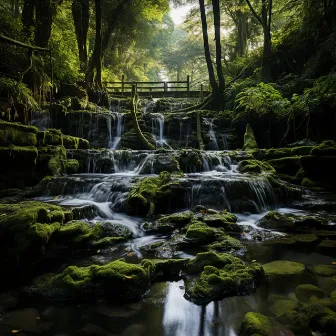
[{"left": 105, "top": 80, "right": 188, "bottom": 85}]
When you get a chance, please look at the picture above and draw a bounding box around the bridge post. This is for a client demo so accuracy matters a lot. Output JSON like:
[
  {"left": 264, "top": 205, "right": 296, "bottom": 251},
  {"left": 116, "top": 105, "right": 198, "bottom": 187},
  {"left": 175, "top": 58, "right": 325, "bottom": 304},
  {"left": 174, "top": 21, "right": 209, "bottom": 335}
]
[
  {"left": 200, "top": 84, "right": 204, "bottom": 102},
  {"left": 131, "top": 84, "right": 136, "bottom": 98},
  {"left": 187, "top": 75, "right": 190, "bottom": 94},
  {"left": 122, "top": 75, "right": 125, "bottom": 96},
  {"left": 164, "top": 82, "right": 167, "bottom": 92}
]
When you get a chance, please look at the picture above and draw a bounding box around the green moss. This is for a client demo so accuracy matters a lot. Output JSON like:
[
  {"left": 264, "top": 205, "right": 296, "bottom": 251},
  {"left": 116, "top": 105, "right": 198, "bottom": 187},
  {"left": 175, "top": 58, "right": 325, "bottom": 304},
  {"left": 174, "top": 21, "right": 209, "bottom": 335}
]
[
  {"left": 243, "top": 124, "right": 258, "bottom": 151},
  {"left": 158, "top": 211, "right": 196, "bottom": 226},
  {"left": 185, "top": 221, "right": 218, "bottom": 244},
  {"left": 317, "top": 240, "right": 336, "bottom": 255},
  {"left": 185, "top": 252, "right": 243, "bottom": 274},
  {"left": 141, "top": 258, "right": 187, "bottom": 279},
  {"left": 207, "top": 236, "right": 244, "bottom": 252},
  {"left": 295, "top": 284, "right": 324, "bottom": 303},
  {"left": 263, "top": 260, "right": 306, "bottom": 280},
  {"left": 268, "top": 297, "right": 304, "bottom": 330},
  {"left": 29, "top": 259, "right": 151, "bottom": 300},
  {"left": 185, "top": 257, "right": 264, "bottom": 305},
  {"left": 66, "top": 159, "right": 79, "bottom": 174},
  {"left": 0, "top": 120, "right": 37, "bottom": 146},
  {"left": 267, "top": 156, "right": 300, "bottom": 176},
  {"left": 0, "top": 202, "right": 72, "bottom": 265},
  {"left": 258, "top": 211, "right": 325, "bottom": 232},
  {"left": 305, "top": 304, "right": 336, "bottom": 334},
  {"left": 62, "top": 135, "right": 79, "bottom": 149},
  {"left": 126, "top": 172, "right": 180, "bottom": 216},
  {"left": 239, "top": 312, "right": 273, "bottom": 336},
  {"left": 313, "top": 265, "right": 336, "bottom": 277},
  {"left": 92, "top": 236, "right": 126, "bottom": 248},
  {"left": 302, "top": 177, "right": 315, "bottom": 187},
  {"left": 44, "top": 129, "right": 63, "bottom": 146},
  {"left": 331, "top": 290, "right": 336, "bottom": 303},
  {"left": 237, "top": 159, "right": 276, "bottom": 174},
  {"left": 200, "top": 211, "right": 241, "bottom": 233},
  {"left": 311, "top": 140, "right": 336, "bottom": 156}
]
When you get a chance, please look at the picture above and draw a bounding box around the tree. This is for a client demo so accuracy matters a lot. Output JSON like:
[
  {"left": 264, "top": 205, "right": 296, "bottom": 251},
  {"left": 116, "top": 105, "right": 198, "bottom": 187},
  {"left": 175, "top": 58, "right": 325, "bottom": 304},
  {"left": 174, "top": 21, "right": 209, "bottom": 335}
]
[
  {"left": 72, "top": 0, "right": 90, "bottom": 72},
  {"left": 245, "top": 0, "right": 273, "bottom": 82}
]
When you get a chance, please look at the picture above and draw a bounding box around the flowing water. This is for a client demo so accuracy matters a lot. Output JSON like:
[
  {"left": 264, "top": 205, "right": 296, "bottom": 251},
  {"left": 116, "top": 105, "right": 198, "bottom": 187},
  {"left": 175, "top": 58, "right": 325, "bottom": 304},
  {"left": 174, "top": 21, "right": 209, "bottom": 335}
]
[{"left": 3, "top": 105, "right": 336, "bottom": 336}]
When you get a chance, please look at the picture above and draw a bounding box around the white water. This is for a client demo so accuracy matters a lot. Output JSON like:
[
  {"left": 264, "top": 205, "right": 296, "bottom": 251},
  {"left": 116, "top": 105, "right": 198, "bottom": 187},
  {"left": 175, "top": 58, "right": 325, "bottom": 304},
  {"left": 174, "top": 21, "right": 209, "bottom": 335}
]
[
  {"left": 203, "top": 118, "right": 219, "bottom": 150},
  {"left": 151, "top": 113, "right": 171, "bottom": 148}
]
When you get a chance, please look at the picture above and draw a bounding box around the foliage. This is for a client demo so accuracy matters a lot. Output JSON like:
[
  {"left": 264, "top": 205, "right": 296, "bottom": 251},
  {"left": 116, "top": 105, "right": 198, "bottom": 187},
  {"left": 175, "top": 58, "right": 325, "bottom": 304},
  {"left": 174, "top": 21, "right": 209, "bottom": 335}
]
[
  {"left": 291, "top": 75, "right": 336, "bottom": 116},
  {"left": 0, "top": 77, "right": 38, "bottom": 109},
  {"left": 234, "top": 82, "right": 290, "bottom": 120}
]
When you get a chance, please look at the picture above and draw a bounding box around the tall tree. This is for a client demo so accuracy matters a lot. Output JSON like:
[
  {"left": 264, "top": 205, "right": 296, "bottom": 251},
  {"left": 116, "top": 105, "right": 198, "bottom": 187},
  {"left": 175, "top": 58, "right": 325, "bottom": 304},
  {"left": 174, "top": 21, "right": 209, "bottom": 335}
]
[
  {"left": 245, "top": 0, "right": 273, "bottom": 82},
  {"left": 85, "top": 0, "right": 102, "bottom": 89},
  {"left": 199, "top": 0, "right": 218, "bottom": 94},
  {"left": 212, "top": 0, "right": 225, "bottom": 92},
  {"left": 72, "top": 0, "right": 90, "bottom": 72}
]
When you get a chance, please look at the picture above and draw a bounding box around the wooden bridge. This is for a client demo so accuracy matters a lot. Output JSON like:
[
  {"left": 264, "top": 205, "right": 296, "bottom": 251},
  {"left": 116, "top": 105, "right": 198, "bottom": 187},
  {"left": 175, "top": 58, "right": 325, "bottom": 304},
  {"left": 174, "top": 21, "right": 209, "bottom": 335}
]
[{"left": 105, "top": 76, "right": 209, "bottom": 98}]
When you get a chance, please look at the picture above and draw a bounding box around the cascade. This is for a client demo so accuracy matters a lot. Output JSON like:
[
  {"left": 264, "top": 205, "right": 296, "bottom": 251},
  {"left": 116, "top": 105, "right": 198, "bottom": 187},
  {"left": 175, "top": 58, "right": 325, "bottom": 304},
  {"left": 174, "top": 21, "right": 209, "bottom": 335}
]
[
  {"left": 151, "top": 113, "right": 171, "bottom": 148},
  {"left": 109, "top": 112, "right": 124, "bottom": 149},
  {"left": 222, "top": 134, "right": 229, "bottom": 150},
  {"left": 203, "top": 118, "right": 219, "bottom": 150}
]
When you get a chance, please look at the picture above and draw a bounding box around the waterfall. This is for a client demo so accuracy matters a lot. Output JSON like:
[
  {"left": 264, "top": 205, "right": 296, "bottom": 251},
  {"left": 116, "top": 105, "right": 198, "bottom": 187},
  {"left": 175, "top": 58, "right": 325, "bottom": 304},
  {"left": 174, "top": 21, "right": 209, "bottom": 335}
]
[
  {"left": 109, "top": 112, "right": 124, "bottom": 150},
  {"left": 151, "top": 113, "right": 171, "bottom": 148},
  {"left": 200, "top": 152, "right": 233, "bottom": 172},
  {"left": 222, "top": 134, "right": 228, "bottom": 150},
  {"left": 203, "top": 118, "right": 219, "bottom": 150}
]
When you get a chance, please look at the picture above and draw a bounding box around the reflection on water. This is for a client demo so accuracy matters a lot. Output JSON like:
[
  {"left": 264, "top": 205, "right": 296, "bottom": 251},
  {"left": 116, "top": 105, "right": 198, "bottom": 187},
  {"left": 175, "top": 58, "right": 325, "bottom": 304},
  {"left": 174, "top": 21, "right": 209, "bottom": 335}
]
[{"left": 162, "top": 280, "right": 245, "bottom": 336}]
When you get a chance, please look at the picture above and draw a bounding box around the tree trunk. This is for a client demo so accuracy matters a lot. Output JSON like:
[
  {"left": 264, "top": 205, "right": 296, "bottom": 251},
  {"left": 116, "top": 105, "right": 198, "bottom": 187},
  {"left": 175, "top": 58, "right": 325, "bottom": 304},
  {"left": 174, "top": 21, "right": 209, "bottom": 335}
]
[
  {"left": 212, "top": 0, "right": 225, "bottom": 92},
  {"left": 199, "top": 0, "right": 218, "bottom": 94},
  {"left": 237, "top": 9, "right": 248, "bottom": 57},
  {"left": 262, "top": 27, "right": 272, "bottom": 83},
  {"left": 72, "top": 0, "right": 90, "bottom": 72},
  {"left": 35, "top": 0, "right": 52, "bottom": 48},
  {"left": 22, "top": 0, "right": 35, "bottom": 38},
  {"left": 86, "top": 0, "right": 102, "bottom": 89}
]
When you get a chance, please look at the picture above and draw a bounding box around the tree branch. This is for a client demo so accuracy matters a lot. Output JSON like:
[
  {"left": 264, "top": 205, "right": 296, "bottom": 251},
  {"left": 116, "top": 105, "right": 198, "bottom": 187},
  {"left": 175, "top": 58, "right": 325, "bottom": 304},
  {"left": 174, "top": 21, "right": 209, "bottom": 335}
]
[{"left": 244, "top": 0, "right": 263, "bottom": 25}]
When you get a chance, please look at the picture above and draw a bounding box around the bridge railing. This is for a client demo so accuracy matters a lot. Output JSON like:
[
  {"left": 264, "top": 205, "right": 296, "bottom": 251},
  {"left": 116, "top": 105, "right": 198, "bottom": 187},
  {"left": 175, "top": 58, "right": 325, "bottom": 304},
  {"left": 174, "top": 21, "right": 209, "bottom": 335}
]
[{"left": 105, "top": 75, "right": 191, "bottom": 95}]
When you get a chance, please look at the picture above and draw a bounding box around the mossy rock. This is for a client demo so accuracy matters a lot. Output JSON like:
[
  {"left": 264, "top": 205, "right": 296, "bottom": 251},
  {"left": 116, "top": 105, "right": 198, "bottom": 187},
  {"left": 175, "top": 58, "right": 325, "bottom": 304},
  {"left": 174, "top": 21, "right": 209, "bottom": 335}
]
[
  {"left": 121, "top": 131, "right": 156, "bottom": 150},
  {"left": 311, "top": 140, "right": 336, "bottom": 156},
  {"left": 0, "top": 120, "right": 37, "bottom": 146},
  {"left": 242, "top": 124, "right": 258, "bottom": 151},
  {"left": 125, "top": 172, "right": 182, "bottom": 216},
  {"left": 331, "top": 290, "right": 336, "bottom": 303},
  {"left": 28, "top": 260, "right": 151, "bottom": 300},
  {"left": 267, "top": 156, "right": 301, "bottom": 176},
  {"left": 317, "top": 240, "right": 336, "bottom": 256},
  {"left": 158, "top": 211, "right": 196, "bottom": 226},
  {"left": 207, "top": 235, "right": 244, "bottom": 252},
  {"left": 269, "top": 297, "right": 302, "bottom": 328},
  {"left": 185, "top": 221, "right": 218, "bottom": 244},
  {"left": 258, "top": 211, "right": 326, "bottom": 232},
  {"left": 200, "top": 211, "right": 242, "bottom": 233},
  {"left": 237, "top": 159, "right": 276, "bottom": 174},
  {"left": 0, "top": 201, "right": 73, "bottom": 272},
  {"left": 66, "top": 159, "right": 79, "bottom": 174},
  {"left": 295, "top": 284, "right": 324, "bottom": 303},
  {"left": 185, "top": 252, "right": 240, "bottom": 274},
  {"left": 141, "top": 258, "right": 187, "bottom": 280},
  {"left": 305, "top": 304, "right": 336, "bottom": 334},
  {"left": 185, "top": 253, "right": 264, "bottom": 305},
  {"left": 62, "top": 135, "right": 90, "bottom": 150},
  {"left": 263, "top": 260, "right": 313, "bottom": 290},
  {"left": 263, "top": 260, "right": 306, "bottom": 279},
  {"left": 312, "top": 265, "right": 336, "bottom": 277},
  {"left": 239, "top": 312, "right": 274, "bottom": 336}
]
